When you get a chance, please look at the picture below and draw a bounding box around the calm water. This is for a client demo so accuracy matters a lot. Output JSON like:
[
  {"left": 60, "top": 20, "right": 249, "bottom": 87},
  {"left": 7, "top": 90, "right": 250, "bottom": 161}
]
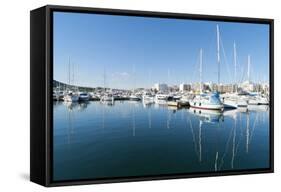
[{"left": 53, "top": 101, "right": 270, "bottom": 181}]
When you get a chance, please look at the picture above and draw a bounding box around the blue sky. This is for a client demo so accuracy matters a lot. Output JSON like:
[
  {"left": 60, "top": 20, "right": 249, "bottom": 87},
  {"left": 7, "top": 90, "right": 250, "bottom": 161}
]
[{"left": 53, "top": 12, "right": 269, "bottom": 89}]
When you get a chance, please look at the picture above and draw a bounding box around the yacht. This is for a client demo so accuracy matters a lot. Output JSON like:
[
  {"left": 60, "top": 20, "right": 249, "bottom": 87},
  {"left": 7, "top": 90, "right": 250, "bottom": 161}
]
[
  {"left": 155, "top": 93, "right": 169, "bottom": 100},
  {"left": 89, "top": 92, "right": 100, "bottom": 101},
  {"left": 79, "top": 92, "right": 90, "bottom": 101},
  {"left": 142, "top": 92, "right": 155, "bottom": 104},
  {"left": 222, "top": 93, "right": 248, "bottom": 109},
  {"left": 190, "top": 92, "right": 224, "bottom": 110},
  {"left": 63, "top": 58, "right": 79, "bottom": 102},
  {"left": 129, "top": 94, "right": 141, "bottom": 101},
  {"left": 189, "top": 48, "right": 223, "bottom": 111},
  {"left": 100, "top": 93, "right": 114, "bottom": 102},
  {"left": 222, "top": 42, "right": 248, "bottom": 109},
  {"left": 63, "top": 91, "right": 79, "bottom": 102},
  {"left": 248, "top": 94, "right": 269, "bottom": 105}
]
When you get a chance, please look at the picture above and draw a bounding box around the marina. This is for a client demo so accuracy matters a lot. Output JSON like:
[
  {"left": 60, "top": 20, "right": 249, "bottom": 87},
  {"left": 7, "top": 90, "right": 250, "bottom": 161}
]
[
  {"left": 53, "top": 24, "right": 270, "bottom": 111},
  {"left": 52, "top": 15, "right": 271, "bottom": 182},
  {"left": 53, "top": 100, "right": 269, "bottom": 181}
]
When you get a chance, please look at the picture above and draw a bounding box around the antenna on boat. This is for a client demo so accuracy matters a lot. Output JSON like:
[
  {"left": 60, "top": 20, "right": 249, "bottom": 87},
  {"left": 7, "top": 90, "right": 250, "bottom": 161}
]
[{"left": 216, "top": 25, "right": 220, "bottom": 87}]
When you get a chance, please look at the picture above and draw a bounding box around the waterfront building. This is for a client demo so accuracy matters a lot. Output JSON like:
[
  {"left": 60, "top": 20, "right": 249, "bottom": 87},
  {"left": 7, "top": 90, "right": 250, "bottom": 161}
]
[
  {"left": 179, "top": 83, "right": 191, "bottom": 92},
  {"left": 169, "top": 85, "right": 179, "bottom": 92},
  {"left": 153, "top": 83, "right": 169, "bottom": 92},
  {"left": 219, "top": 84, "right": 235, "bottom": 93},
  {"left": 241, "top": 80, "right": 255, "bottom": 92}
]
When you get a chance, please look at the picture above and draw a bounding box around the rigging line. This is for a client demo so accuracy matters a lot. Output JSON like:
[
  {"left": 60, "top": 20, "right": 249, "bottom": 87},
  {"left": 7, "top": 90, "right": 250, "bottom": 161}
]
[
  {"left": 235, "top": 52, "right": 243, "bottom": 84},
  {"left": 240, "top": 56, "right": 248, "bottom": 83},
  {"left": 220, "top": 35, "right": 232, "bottom": 84},
  {"left": 204, "top": 27, "right": 216, "bottom": 82},
  {"left": 190, "top": 49, "right": 201, "bottom": 84}
]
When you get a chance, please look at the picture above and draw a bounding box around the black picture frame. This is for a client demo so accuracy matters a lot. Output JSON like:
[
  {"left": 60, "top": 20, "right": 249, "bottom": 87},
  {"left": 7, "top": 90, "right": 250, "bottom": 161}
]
[{"left": 30, "top": 5, "right": 274, "bottom": 187}]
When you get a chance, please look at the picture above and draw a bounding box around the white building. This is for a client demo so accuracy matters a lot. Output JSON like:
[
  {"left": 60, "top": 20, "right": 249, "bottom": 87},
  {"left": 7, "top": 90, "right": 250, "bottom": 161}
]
[
  {"left": 241, "top": 80, "right": 255, "bottom": 92},
  {"left": 153, "top": 83, "right": 168, "bottom": 92},
  {"left": 179, "top": 83, "right": 191, "bottom": 92}
]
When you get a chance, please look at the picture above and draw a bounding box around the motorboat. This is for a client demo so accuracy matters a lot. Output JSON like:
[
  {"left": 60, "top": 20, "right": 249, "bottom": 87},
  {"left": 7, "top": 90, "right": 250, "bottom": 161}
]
[
  {"left": 129, "top": 94, "right": 141, "bottom": 101},
  {"left": 79, "top": 92, "right": 90, "bottom": 101},
  {"left": 63, "top": 91, "right": 79, "bottom": 102},
  {"left": 142, "top": 92, "right": 155, "bottom": 104},
  {"left": 190, "top": 92, "right": 224, "bottom": 110},
  {"left": 100, "top": 93, "right": 114, "bottom": 102}
]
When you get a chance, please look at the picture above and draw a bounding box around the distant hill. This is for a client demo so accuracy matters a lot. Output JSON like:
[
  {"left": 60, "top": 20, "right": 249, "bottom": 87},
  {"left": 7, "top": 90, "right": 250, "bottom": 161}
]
[
  {"left": 53, "top": 80, "right": 129, "bottom": 92},
  {"left": 53, "top": 80, "right": 103, "bottom": 92}
]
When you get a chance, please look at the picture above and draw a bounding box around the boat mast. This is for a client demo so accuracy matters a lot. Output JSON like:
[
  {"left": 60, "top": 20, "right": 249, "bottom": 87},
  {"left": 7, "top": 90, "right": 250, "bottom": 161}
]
[
  {"left": 247, "top": 55, "right": 251, "bottom": 82},
  {"left": 168, "top": 69, "right": 170, "bottom": 91},
  {"left": 133, "top": 64, "right": 136, "bottom": 93},
  {"left": 103, "top": 66, "right": 106, "bottom": 93},
  {"left": 199, "top": 48, "right": 203, "bottom": 94},
  {"left": 68, "top": 57, "right": 71, "bottom": 90},
  {"left": 234, "top": 42, "right": 237, "bottom": 93},
  {"left": 216, "top": 25, "right": 220, "bottom": 88},
  {"left": 72, "top": 62, "right": 76, "bottom": 92}
]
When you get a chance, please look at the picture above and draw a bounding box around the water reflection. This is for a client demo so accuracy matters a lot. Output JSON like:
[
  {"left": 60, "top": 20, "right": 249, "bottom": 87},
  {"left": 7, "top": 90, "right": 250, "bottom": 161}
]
[
  {"left": 53, "top": 101, "right": 270, "bottom": 181},
  {"left": 189, "top": 108, "right": 223, "bottom": 123}
]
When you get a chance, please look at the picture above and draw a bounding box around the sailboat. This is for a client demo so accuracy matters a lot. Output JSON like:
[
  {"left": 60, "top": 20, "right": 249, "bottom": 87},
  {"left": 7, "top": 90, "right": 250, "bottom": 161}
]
[
  {"left": 64, "top": 92, "right": 79, "bottom": 102},
  {"left": 142, "top": 91, "right": 155, "bottom": 104},
  {"left": 142, "top": 70, "right": 155, "bottom": 104},
  {"left": 189, "top": 48, "right": 224, "bottom": 110},
  {"left": 100, "top": 67, "right": 114, "bottom": 103},
  {"left": 129, "top": 64, "right": 141, "bottom": 101},
  {"left": 222, "top": 42, "right": 247, "bottom": 108},
  {"left": 63, "top": 58, "right": 79, "bottom": 102},
  {"left": 247, "top": 59, "right": 269, "bottom": 105},
  {"left": 53, "top": 82, "right": 65, "bottom": 101},
  {"left": 129, "top": 94, "right": 141, "bottom": 101},
  {"left": 248, "top": 93, "right": 269, "bottom": 105},
  {"left": 100, "top": 93, "right": 114, "bottom": 102}
]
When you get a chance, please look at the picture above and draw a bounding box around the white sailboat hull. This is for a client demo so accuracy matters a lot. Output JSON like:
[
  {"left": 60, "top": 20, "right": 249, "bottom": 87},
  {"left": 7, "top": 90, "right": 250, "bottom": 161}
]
[
  {"left": 129, "top": 95, "right": 141, "bottom": 101},
  {"left": 64, "top": 94, "right": 79, "bottom": 102},
  {"left": 100, "top": 96, "right": 114, "bottom": 102},
  {"left": 248, "top": 96, "right": 269, "bottom": 105},
  {"left": 190, "top": 102, "right": 223, "bottom": 110},
  {"left": 223, "top": 98, "right": 247, "bottom": 108}
]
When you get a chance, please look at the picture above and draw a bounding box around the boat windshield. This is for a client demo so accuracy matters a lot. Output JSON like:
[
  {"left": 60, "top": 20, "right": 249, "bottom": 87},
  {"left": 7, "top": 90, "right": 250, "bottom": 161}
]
[{"left": 209, "top": 93, "right": 222, "bottom": 105}]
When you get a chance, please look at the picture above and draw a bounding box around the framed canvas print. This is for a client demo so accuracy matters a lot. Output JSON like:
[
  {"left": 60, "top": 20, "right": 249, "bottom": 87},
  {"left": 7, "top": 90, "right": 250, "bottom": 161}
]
[{"left": 30, "top": 5, "right": 274, "bottom": 187}]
